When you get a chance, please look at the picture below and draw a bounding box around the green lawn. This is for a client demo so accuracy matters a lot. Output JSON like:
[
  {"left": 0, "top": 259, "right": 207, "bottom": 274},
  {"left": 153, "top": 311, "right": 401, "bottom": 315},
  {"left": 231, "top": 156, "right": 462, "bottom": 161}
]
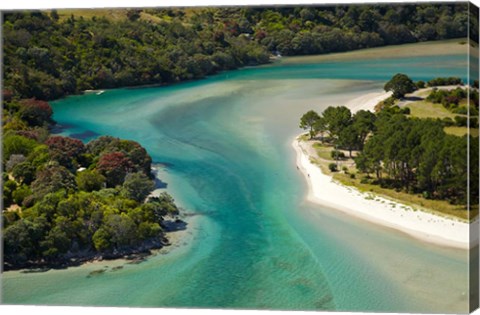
[
  {"left": 312, "top": 143, "right": 335, "bottom": 160},
  {"left": 56, "top": 9, "right": 130, "bottom": 21},
  {"left": 54, "top": 9, "right": 164, "bottom": 23},
  {"left": 407, "top": 100, "right": 478, "bottom": 137},
  {"left": 407, "top": 100, "right": 457, "bottom": 119},
  {"left": 444, "top": 126, "right": 480, "bottom": 137}
]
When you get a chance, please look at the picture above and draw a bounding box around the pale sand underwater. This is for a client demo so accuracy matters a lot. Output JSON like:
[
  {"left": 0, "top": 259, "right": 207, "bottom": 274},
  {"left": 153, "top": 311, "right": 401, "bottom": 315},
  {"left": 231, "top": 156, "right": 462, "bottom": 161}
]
[{"left": 279, "top": 39, "right": 470, "bottom": 64}]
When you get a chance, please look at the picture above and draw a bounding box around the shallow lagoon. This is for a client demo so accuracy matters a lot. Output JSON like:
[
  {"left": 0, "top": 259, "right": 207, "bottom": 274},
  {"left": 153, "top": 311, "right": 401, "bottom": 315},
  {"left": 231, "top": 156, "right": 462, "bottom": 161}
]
[{"left": 1, "top": 41, "right": 472, "bottom": 312}]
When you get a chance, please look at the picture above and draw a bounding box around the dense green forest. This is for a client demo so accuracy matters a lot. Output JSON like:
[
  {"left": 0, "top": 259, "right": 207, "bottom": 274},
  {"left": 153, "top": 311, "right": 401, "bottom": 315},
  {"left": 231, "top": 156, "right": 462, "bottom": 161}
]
[
  {"left": 2, "top": 96, "right": 181, "bottom": 270},
  {"left": 3, "top": 3, "right": 476, "bottom": 100},
  {"left": 300, "top": 75, "right": 479, "bottom": 214}
]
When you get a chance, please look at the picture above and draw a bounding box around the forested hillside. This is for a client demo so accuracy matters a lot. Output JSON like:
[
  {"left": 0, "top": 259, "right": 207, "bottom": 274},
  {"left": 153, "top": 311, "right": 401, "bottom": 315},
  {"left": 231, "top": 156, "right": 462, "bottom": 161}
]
[{"left": 3, "top": 4, "right": 475, "bottom": 100}]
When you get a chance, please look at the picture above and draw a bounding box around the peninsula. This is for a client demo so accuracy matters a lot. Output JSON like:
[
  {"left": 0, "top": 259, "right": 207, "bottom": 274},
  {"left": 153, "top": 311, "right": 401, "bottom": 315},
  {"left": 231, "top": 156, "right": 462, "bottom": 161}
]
[{"left": 296, "top": 75, "right": 479, "bottom": 249}]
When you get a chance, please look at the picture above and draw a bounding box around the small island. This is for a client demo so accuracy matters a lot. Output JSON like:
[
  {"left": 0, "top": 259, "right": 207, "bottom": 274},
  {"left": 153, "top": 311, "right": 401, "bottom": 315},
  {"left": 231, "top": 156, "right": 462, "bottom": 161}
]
[
  {"left": 296, "top": 74, "right": 479, "bottom": 248},
  {"left": 2, "top": 96, "right": 184, "bottom": 271}
]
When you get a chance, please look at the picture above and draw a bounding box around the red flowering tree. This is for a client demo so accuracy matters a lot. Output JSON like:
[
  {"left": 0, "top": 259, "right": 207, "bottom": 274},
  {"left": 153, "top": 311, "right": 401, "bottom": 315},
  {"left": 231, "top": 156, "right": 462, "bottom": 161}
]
[
  {"left": 19, "top": 99, "right": 53, "bottom": 127},
  {"left": 2, "top": 89, "right": 13, "bottom": 102},
  {"left": 117, "top": 140, "right": 152, "bottom": 176},
  {"left": 87, "top": 136, "right": 152, "bottom": 176},
  {"left": 45, "top": 136, "right": 86, "bottom": 169},
  {"left": 96, "top": 152, "right": 134, "bottom": 187}
]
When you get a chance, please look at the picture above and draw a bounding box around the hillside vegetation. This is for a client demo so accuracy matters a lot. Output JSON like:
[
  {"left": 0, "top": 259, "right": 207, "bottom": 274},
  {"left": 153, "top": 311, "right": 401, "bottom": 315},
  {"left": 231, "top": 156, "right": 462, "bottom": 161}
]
[
  {"left": 2, "top": 96, "right": 182, "bottom": 270},
  {"left": 3, "top": 4, "right": 476, "bottom": 100}
]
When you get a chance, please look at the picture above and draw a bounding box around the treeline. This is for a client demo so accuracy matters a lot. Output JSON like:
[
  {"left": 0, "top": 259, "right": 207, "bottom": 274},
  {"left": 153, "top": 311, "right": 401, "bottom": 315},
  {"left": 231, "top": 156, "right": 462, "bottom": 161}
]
[
  {"left": 426, "top": 77, "right": 463, "bottom": 87},
  {"left": 300, "top": 107, "right": 376, "bottom": 157},
  {"left": 356, "top": 112, "right": 477, "bottom": 205},
  {"left": 3, "top": 3, "right": 476, "bottom": 100},
  {"left": 299, "top": 75, "right": 479, "bottom": 209},
  {"left": 2, "top": 96, "right": 180, "bottom": 270},
  {"left": 301, "top": 105, "right": 478, "bottom": 207},
  {"left": 427, "top": 87, "right": 479, "bottom": 117},
  {"left": 379, "top": 74, "right": 479, "bottom": 127},
  {"left": 2, "top": 10, "right": 270, "bottom": 100}
]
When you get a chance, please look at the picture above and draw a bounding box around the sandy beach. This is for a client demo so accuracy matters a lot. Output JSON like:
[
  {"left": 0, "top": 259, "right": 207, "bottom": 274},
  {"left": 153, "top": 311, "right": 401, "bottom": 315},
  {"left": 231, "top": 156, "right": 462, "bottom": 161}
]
[
  {"left": 293, "top": 89, "right": 477, "bottom": 249},
  {"left": 293, "top": 138, "right": 474, "bottom": 249},
  {"left": 344, "top": 91, "right": 392, "bottom": 112},
  {"left": 280, "top": 39, "right": 470, "bottom": 65}
]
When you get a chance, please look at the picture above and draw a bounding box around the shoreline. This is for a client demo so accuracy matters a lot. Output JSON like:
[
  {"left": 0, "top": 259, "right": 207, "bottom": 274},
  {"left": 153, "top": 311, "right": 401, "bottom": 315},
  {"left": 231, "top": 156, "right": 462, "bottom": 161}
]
[
  {"left": 3, "top": 164, "right": 192, "bottom": 273},
  {"left": 2, "top": 214, "right": 188, "bottom": 272},
  {"left": 3, "top": 213, "right": 195, "bottom": 274},
  {"left": 293, "top": 137, "right": 474, "bottom": 249},
  {"left": 44, "top": 39, "right": 465, "bottom": 103}
]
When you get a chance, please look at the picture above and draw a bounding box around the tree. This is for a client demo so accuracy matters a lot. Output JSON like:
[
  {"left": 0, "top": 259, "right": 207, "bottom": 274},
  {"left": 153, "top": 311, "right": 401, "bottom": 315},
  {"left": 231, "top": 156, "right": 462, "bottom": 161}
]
[
  {"left": 76, "top": 170, "right": 106, "bottom": 192},
  {"left": 41, "top": 227, "right": 71, "bottom": 259},
  {"left": 416, "top": 80, "right": 426, "bottom": 89},
  {"left": 2, "top": 134, "right": 38, "bottom": 162},
  {"left": 3, "top": 180, "right": 18, "bottom": 207},
  {"left": 321, "top": 106, "right": 352, "bottom": 139},
  {"left": 338, "top": 125, "right": 358, "bottom": 157},
  {"left": 12, "top": 184, "right": 32, "bottom": 205},
  {"left": 103, "top": 213, "right": 139, "bottom": 248},
  {"left": 45, "top": 136, "right": 86, "bottom": 169},
  {"left": 96, "top": 152, "right": 134, "bottom": 187},
  {"left": 6, "top": 154, "right": 26, "bottom": 172},
  {"left": 18, "top": 99, "right": 53, "bottom": 126},
  {"left": 299, "top": 110, "right": 321, "bottom": 139},
  {"left": 31, "top": 164, "right": 76, "bottom": 199},
  {"left": 352, "top": 109, "right": 376, "bottom": 150},
  {"left": 12, "top": 161, "right": 36, "bottom": 185},
  {"left": 121, "top": 172, "right": 155, "bottom": 202},
  {"left": 92, "top": 228, "right": 111, "bottom": 251},
  {"left": 3, "top": 217, "right": 48, "bottom": 265},
  {"left": 384, "top": 73, "right": 416, "bottom": 99},
  {"left": 146, "top": 192, "right": 179, "bottom": 218}
]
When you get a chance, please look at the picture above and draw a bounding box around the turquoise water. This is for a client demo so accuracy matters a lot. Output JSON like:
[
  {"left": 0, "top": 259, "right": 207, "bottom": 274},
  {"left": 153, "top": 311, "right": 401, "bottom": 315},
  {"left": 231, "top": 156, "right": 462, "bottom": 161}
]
[{"left": 1, "top": 47, "right": 471, "bottom": 312}]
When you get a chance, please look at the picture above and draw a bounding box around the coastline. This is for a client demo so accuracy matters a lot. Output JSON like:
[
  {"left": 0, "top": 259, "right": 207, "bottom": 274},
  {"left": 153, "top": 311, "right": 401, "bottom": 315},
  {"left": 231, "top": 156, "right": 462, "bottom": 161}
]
[
  {"left": 3, "top": 215, "right": 192, "bottom": 273},
  {"left": 3, "top": 164, "right": 192, "bottom": 273},
  {"left": 292, "top": 87, "right": 477, "bottom": 250},
  {"left": 293, "top": 137, "right": 473, "bottom": 249}
]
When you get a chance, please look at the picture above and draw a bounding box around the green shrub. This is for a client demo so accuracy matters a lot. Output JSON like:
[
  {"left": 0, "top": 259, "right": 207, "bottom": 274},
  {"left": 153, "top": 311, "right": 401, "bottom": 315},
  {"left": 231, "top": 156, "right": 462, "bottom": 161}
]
[
  {"left": 452, "top": 107, "right": 468, "bottom": 115},
  {"left": 416, "top": 80, "right": 425, "bottom": 89},
  {"left": 331, "top": 150, "right": 345, "bottom": 160},
  {"left": 454, "top": 116, "right": 468, "bottom": 127},
  {"left": 441, "top": 117, "right": 455, "bottom": 126},
  {"left": 360, "top": 177, "right": 370, "bottom": 184},
  {"left": 328, "top": 163, "right": 338, "bottom": 172},
  {"left": 12, "top": 184, "right": 32, "bottom": 205}
]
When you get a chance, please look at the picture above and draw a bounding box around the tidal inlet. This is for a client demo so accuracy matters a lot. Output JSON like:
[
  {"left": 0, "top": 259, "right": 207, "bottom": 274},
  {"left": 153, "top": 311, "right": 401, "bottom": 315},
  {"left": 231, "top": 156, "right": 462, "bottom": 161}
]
[{"left": 1, "top": 4, "right": 478, "bottom": 314}]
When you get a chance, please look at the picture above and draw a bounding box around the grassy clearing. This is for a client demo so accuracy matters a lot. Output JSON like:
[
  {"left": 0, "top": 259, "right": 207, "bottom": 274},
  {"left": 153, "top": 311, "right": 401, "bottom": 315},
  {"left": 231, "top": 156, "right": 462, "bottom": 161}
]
[
  {"left": 312, "top": 143, "right": 335, "bottom": 160},
  {"left": 54, "top": 9, "right": 164, "bottom": 23},
  {"left": 407, "top": 100, "right": 478, "bottom": 137},
  {"left": 444, "top": 126, "right": 480, "bottom": 137},
  {"left": 55, "top": 9, "right": 130, "bottom": 21},
  {"left": 407, "top": 100, "right": 457, "bottom": 119},
  {"left": 307, "top": 141, "right": 475, "bottom": 221}
]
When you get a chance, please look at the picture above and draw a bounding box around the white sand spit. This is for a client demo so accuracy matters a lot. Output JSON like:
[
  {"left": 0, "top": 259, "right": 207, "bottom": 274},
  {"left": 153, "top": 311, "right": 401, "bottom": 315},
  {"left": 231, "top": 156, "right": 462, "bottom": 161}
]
[
  {"left": 293, "top": 138, "right": 476, "bottom": 249},
  {"left": 345, "top": 91, "right": 392, "bottom": 113}
]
